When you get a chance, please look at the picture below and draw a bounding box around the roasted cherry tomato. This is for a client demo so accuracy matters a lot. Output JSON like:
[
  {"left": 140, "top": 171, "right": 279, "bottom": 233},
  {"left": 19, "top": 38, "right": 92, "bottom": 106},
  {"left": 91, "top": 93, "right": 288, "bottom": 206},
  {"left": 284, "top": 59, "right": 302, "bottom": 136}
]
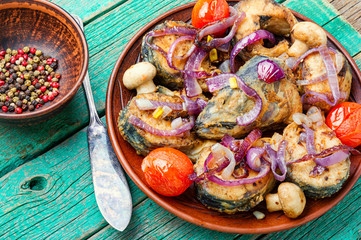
[
  {"left": 326, "top": 102, "right": 361, "bottom": 148},
  {"left": 141, "top": 147, "right": 194, "bottom": 197},
  {"left": 191, "top": 0, "right": 230, "bottom": 29}
]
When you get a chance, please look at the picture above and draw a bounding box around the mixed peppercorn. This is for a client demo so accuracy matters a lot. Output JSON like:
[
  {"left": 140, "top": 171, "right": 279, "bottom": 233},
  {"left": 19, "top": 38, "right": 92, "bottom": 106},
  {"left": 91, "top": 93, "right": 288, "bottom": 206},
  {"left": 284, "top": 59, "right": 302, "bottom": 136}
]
[{"left": 0, "top": 47, "right": 61, "bottom": 114}]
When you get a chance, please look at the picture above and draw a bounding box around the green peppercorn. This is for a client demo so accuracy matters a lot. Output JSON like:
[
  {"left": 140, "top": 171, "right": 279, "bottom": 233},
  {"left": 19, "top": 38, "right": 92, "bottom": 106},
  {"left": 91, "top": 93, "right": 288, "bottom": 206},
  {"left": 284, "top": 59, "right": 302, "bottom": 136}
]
[
  {"left": 23, "top": 47, "right": 30, "bottom": 53},
  {"left": 35, "top": 50, "right": 42, "bottom": 56},
  {"left": 39, "top": 79, "right": 45, "bottom": 85},
  {"left": 28, "top": 85, "right": 35, "bottom": 91},
  {"left": 22, "top": 99, "right": 28, "bottom": 104},
  {"left": 30, "top": 97, "right": 35, "bottom": 101},
  {"left": 5, "top": 72, "right": 9, "bottom": 77},
  {"left": 31, "top": 92, "right": 38, "bottom": 98},
  {"left": 6, "top": 48, "right": 11, "bottom": 54},
  {"left": 11, "top": 50, "right": 18, "bottom": 56},
  {"left": 47, "top": 68, "right": 53, "bottom": 73},
  {"left": 13, "top": 97, "right": 19, "bottom": 103},
  {"left": 25, "top": 80, "right": 31, "bottom": 86},
  {"left": 50, "top": 72, "right": 55, "bottom": 77},
  {"left": 26, "top": 65, "right": 33, "bottom": 71},
  {"left": 33, "top": 56, "right": 40, "bottom": 63},
  {"left": 27, "top": 59, "right": 34, "bottom": 65},
  {"left": 36, "top": 90, "right": 42, "bottom": 95},
  {"left": 10, "top": 87, "right": 17, "bottom": 93},
  {"left": 44, "top": 82, "right": 50, "bottom": 88},
  {"left": 0, "top": 95, "right": 6, "bottom": 102},
  {"left": 19, "top": 66, "right": 26, "bottom": 72},
  {"left": 34, "top": 70, "right": 40, "bottom": 77},
  {"left": 7, "top": 92, "right": 13, "bottom": 98},
  {"left": 52, "top": 88, "right": 58, "bottom": 92},
  {"left": 13, "top": 66, "right": 19, "bottom": 72},
  {"left": 44, "top": 90, "right": 49, "bottom": 95},
  {"left": 24, "top": 73, "right": 30, "bottom": 80}
]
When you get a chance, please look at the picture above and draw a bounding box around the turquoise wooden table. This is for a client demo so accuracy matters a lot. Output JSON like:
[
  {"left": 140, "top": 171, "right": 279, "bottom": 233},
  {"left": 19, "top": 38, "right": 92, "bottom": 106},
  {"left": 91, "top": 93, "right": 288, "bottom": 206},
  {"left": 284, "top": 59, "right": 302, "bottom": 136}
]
[{"left": 1, "top": 0, "right": 361, "bottom": 239}]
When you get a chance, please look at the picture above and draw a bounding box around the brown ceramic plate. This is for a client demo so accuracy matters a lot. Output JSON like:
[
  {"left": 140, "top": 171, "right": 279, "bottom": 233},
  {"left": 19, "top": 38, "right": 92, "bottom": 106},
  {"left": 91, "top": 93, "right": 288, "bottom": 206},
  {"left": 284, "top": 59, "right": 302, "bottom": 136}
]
[{"left": 106, "top": 1, "right": 361, "bottom": 234}]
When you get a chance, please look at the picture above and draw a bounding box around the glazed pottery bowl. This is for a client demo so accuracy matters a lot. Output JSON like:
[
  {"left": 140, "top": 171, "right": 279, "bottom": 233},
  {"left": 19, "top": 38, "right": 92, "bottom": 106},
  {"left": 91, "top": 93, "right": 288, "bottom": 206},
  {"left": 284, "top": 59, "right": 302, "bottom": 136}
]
[{"left": 0, "top": 0, "right": 88, "bottom": 123}]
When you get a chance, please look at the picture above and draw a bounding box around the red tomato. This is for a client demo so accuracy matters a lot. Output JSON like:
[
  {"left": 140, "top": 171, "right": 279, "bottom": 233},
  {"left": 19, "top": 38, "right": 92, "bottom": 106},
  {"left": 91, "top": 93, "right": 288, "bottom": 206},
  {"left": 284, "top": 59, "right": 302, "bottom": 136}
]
[
  {"left": 191, "top": 0, "right": 230, "bottom": 29},
  {"left": 141, "top": 147, "right": 194, "bottom": 197},
  {"left": 326, "top": 102, "right": 361, "bottom": 148}
]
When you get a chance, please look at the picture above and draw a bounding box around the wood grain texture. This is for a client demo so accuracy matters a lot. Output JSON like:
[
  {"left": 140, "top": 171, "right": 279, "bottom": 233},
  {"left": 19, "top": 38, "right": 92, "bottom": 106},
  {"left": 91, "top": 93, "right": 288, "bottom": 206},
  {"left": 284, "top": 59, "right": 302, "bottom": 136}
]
[
  {"left": 0, "top": 0, "right": 361, "bottom": 239},
  {"left": 329, "top": 0, "right": 361, "bottom": 32}
]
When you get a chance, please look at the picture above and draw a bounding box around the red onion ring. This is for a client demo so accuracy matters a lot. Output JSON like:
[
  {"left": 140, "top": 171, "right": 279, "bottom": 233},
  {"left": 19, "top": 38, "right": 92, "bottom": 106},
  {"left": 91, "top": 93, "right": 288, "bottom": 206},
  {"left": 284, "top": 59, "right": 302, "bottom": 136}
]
[
  {"left": 230, "top": 30, "right": 276, "bottom": 73},
  {"left": 197, "top": 7, "right": 239, "bottom": 42},
  {"left": 246, "top": 147, "right": 265, "bottom": 171},
  {"left": 287, "top": 145, "right": 358, "bottom": 165},
  {"left": 205, "top": 73, "right": 262, "bottom": 126},
  {"left": 313, "top": 150, "right": 349, "bottom": 167},
  {"left": 174, "top": 44, "right": 196, "bottom": 60},
  {"left": 166, "top": 35, "right": 195, "bottom": 71},
  {"left": 128, "top": 115, "right": 194, "bottom": 137},
  {"left": 235, "top": 129, "right": 262, "bottom": 164},
  {"left": 145, "top": 26, "right": 197, "bottom": 58},
  {"left": 274, "top": 140, "right": 287, "bottom": 181},
  {"left": 197, "top": 9, "right": 246, "bottom": 50},
  {"left": 207, "top": 164, "right": 270, "bottom": 186},
  {"left": 181, "top": 95, "right": 201, "bottom": 115},
  {"left": 303, "top": 124, "right": 316, "bottom": 154},
  {"left": 135, "top": 99, "right": 183, "bottom": 111},
  {"left": 195, "top": 98, "right": 208, "bottom": 110},
  {"left": 183, "top": 47, "right": 207, "bottom": 97}
]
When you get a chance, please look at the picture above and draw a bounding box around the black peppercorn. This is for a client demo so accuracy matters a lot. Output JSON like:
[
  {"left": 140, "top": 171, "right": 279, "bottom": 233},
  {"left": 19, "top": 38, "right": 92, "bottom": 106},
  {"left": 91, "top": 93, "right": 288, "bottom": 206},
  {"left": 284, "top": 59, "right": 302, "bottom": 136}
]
[
  {"left": 16, "top": 100, "right": 22, "bottom": 107},
  {"left": 4, "top": 101, "right": 9, "bottom": 107},
  {"left": 35, "top": 83, "right": 41, "bottom": 89},
  {"left": 39, "top": 99, "right": 45, "bottom": 105},
  {"left": 8, "top": 105, "right": 14, "bottom": 112},
  {"left": 22, "top": 104, "right": 28, "bottom": 111},
  {"left": 31, "top": 100, "right": 37, "bottom": 105},
  {"left": 28, "top": 104, "right": 35, "bottom": 111}
]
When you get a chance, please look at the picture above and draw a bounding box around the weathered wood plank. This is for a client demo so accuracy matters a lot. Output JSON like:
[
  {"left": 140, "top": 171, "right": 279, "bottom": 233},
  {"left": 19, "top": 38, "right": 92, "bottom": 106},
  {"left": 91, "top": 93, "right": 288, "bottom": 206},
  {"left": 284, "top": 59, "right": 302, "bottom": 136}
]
[
  {"left": 48, "top": 0, "right": 123, "bottom": 22},
  {"left": 329, "top": 0, "right": 361, "bottom": 32},
  {"left": 0, "top": 117, "right": 146, "bottom": 239}
]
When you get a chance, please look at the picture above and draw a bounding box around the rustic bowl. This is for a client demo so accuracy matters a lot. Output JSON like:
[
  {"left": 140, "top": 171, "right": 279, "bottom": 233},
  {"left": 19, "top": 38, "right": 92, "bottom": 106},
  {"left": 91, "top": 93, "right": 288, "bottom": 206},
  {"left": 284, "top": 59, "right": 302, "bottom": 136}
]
[
  {"left": 0, "top": 0, "right": 88, "bottom": 124},
  {"left": 106, "top": 1, "right": 361, "bottom": 234}
]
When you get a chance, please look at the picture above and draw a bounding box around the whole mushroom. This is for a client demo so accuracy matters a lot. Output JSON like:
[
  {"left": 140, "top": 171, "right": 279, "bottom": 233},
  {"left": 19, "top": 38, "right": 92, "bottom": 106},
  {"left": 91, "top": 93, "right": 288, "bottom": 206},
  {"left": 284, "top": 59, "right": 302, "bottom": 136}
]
[
  {"left": 123, "top": 62, "right": 157, "bottom": 95},
  {"left": 288, "top": 21, "right": 327, "bottom": 58},
  {"left": 265, "top": 182, "right": 306, "bottom": 218}
]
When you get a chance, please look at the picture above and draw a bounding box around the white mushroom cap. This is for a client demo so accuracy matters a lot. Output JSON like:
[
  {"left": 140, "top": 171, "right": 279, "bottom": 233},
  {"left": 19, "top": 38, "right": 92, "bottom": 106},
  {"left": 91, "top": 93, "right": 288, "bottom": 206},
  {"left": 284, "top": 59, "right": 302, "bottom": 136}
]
[
  {"left": 288, "top": 22, "right": 327, "bottom": 58},
  {"left": 278, "top": 182, "right": 306, "bottom": 218},
  {"left": 123, "top": 62, "right": 157, "bottom": 94}
]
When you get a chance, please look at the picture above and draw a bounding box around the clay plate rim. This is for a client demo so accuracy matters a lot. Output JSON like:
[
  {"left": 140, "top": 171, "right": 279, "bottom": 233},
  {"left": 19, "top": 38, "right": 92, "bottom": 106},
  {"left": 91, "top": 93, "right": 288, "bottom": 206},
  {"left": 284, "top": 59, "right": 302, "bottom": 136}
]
[{"left": 106, "top": 1, "right": 361, "bottom": 234}]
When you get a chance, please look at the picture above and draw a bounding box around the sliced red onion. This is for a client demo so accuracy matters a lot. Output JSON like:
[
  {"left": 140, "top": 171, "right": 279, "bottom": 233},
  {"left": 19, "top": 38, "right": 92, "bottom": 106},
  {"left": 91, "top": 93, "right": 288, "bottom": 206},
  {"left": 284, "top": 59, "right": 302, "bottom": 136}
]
[
  {"left": 207, "top": 164, "right": 270, "bottom": 186},
  {"left": 181, "top": 95, "right": 201, "bottom": 115},
  {"left": 211, "top": 143, "right": 236, "bottom": 179},
  {"left": 307, "top": 106, "right": 323, "bottom": 124},
  {"left": 196, "top": 98, "right": 208, "bottom": 110},
  {"left": 205, "top": 73, "right": 262, "bottom": 126},
  {"left": 257, "top": 59, "right": 285, "bottom": 84},
  {"left": 299, "top": 132, "right": 307, "bottom": 143},
  {"left": 166, "top": 35, "right": 195, "bottom": 71},
  {"left": 230, "top": 30, "right": 276, "bottom": 73},
  {"left": 285, "top": 57, "right": 296, "bottom": 69},
  {"left": 291, "top": 47, "right": 321, "bottom": 71},
  {"left": 246, "top": 147, "right": 265, "bottom": 171},
  {"left": 128, "top": 115, "right": 194, "bottom": 137},
  {"left": 328, "top": 47, "right": 344, "bottom": 74},
  {"left": 197, "top": 7, "right": 239, "bottom": 42},
  {"left": 199, "top": 10, "right": 246, "bottom": 50},
  {"left": 220, "top": 134, "right": 235, "bottom": 148},
  {"left": 161, "top": 106, "right": 173, "bottom": 119},
  {"left": 145, "top": 26, "right": 197, "bottom": 58},
  {"left": 135, "top": 99, "right": 183, "bottom": 111},
  {"left": 303, "top": 124, "right": 316, "bottom": 154},
  {"left": 313, "top": 150, "right": 349, "bottom": 167},
  {"left": 292, "top": 112, "right": 312, "bottom": 127},
  {"left": 296, "top": 73, "right": 328, "bottom": 86},
  {"left": 183, "top": 47, "right": 207, "bottom": 97},
  {"left": 287, "top": 145, "right": 357, "bottom": 165},
  {"left": 203, "top": 153, "right": 214, "bottom": 171},
  {"left": 188, "top": 171, "right": 205, "bottom": 182},
  {"left": 275, "top": 140, "right": 287, "bottom": 181},
  {"left": 235, "top": 129, "right": 262, "bottom": 164}
]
